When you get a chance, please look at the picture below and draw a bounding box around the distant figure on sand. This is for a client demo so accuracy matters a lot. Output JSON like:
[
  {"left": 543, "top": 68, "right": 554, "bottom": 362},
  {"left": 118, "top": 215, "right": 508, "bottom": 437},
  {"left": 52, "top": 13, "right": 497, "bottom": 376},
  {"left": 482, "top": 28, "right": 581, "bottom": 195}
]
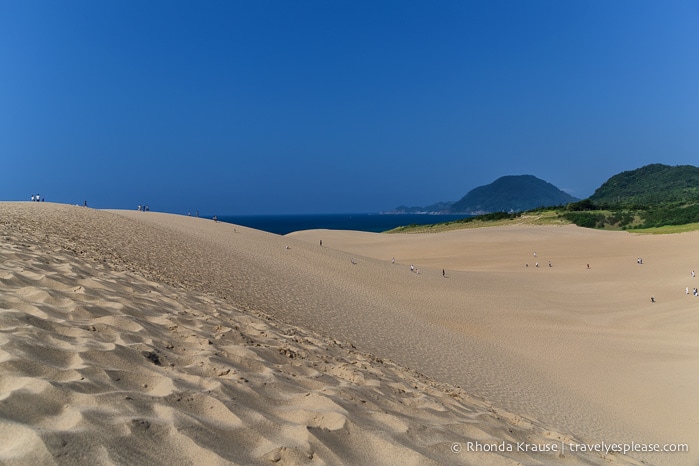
[
  {"left": 351, "top": 258, "right": 357, "bottom": 265},
  {"left": 319, "top": 240, "right": 322, "bottom": 247},
  {"left": 442, "top": 269, "right": 445, "bottom": 277},
  {"left": 651, "top": 296, "right": 655, "bottom": 303},
  {"left": 692, "top": 270, "right": 695, "bottom": 278},
  {"left": 587, "top": 264, "right": 590, "bottom": 269},
  {"left": 410, "top": 265, "right": 414, "bottom": 272},
  {"left": 392, "top": 257, "right": 395, "bottom": 264},
  {"left": 213, "top": 216, "right": 218, "bottom": 222}
]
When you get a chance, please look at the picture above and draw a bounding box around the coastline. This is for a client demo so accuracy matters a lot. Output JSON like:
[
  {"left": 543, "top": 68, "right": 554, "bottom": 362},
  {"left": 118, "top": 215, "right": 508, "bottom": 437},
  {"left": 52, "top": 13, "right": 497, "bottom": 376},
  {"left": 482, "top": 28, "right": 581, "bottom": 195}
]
[
  {"left": 1, "top": 202, "right": 695, "bottom": 465},
  {"left": 212, "top": 213, "right": 471, "bottom": 235}
]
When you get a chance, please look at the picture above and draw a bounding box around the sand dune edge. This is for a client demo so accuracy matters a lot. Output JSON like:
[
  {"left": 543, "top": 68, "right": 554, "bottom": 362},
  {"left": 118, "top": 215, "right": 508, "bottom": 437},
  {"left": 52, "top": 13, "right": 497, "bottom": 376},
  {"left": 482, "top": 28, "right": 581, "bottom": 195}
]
[{"left": 0, "top": 203, "right": 655, "bottom": 464}]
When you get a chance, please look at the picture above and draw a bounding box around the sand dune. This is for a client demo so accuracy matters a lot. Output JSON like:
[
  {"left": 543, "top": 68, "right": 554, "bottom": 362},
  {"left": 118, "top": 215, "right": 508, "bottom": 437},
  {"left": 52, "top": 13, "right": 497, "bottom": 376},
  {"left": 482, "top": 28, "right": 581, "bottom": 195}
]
[
  {"left": 0, "top": 202, "right": 694, "bottom": 465},
  {"left": 290, "top": 224, "right": 699, "bottom": 465}
]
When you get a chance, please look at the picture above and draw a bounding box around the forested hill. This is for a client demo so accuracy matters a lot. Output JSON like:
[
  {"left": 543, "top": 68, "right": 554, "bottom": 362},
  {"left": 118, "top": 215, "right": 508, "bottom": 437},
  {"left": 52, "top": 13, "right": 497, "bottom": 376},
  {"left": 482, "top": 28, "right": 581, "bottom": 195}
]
[
  {"left": 588, "top": 164, "right": 699, "bottom": 207},
  {"left": 449, "top": 175, "right": 578, "bottom": 214}
]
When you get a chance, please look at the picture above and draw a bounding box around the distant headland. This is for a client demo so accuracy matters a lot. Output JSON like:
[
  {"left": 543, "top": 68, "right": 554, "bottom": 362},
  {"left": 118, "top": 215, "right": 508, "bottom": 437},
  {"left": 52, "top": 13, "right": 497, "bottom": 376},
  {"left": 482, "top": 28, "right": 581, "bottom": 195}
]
[
  {"left": 386, "top": 164, "right": 699, "bottom": 232},
  {"left": 386, "top": 174, "right": 578, "bottom": 215}
]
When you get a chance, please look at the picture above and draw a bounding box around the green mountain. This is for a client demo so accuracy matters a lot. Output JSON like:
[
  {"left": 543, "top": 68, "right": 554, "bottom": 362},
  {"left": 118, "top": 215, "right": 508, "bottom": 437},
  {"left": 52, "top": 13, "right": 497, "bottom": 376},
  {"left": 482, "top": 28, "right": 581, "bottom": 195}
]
[
  {"left": 449, "top": 175, "right": 578, "bottom": 214},
  {"left": 588, "top": 164, "right": 699, "bottom": 208},
  {"left": 563, "top": 164, "right": 699, "bottom": 229}
]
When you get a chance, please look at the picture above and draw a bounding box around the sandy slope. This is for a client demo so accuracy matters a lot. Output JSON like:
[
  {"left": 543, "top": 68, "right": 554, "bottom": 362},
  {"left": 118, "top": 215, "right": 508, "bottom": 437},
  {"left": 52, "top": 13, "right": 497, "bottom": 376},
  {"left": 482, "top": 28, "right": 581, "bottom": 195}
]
[
  {"left": 0, "top": 202, "right": 694, "bottom": 465},
  {"left": 290, "top": 223, "right": 699, "bottom": 465}
]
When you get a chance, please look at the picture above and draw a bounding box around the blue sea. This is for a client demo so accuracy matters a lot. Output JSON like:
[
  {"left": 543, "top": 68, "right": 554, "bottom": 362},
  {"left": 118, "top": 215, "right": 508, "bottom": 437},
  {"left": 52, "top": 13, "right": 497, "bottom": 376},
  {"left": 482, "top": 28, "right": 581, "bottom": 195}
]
[{"left": 215, "top": 214, "right": 470, "bottom": 235}]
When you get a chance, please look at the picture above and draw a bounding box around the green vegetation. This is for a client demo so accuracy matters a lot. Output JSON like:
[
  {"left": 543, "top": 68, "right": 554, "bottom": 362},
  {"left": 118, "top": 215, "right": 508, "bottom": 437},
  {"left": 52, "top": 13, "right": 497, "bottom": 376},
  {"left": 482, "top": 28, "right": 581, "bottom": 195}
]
[
  {"left": 638, "top": 204, "right": 699, "bottom": 228},
  {"left": 559, "top": 209, "right": 641, "bottom": 230},
  {"left": 558, "top": 164, "right": 699, "bottom": 231},
  {"left": 449, "top": 174, "right": 578, "bottom": 214},
  {"left": 589, "top": 163, "right": 699, "bottom": 207},
  {"left": 386, "top": 211, "right": 569, "bottom": 233},
  {"left": 388, "top": 212, "right": 520, "bottom": 233},
  {"left": 560, "top": 202, "right": 699, "bottom": 230},
  {"left": 460, "top": 211, "right": 522, "bottom": 222},
  {"left": 387, "top": 164, "right": 699, "bottom": 234},
  {"left": 629, "top": 223, "right": 699, "bottom": 234}
]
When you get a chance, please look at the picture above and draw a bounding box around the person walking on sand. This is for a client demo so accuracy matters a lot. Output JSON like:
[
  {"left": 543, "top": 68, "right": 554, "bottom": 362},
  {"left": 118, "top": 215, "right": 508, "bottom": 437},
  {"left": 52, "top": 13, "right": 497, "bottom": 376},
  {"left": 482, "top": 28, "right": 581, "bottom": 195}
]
[
  {"left": 392, "top": 257, "right": 395, "bottom": 264},
  {"left": 442, "top": 268, "right": 445, "bottom": 277}
]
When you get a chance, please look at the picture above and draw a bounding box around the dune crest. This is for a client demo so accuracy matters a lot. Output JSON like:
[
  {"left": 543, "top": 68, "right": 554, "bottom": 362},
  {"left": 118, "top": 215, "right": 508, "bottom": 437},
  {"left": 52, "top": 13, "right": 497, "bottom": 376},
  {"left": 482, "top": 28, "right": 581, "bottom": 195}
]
[{"left": 1, "top": 203, "right": 692, "bottom": 464}]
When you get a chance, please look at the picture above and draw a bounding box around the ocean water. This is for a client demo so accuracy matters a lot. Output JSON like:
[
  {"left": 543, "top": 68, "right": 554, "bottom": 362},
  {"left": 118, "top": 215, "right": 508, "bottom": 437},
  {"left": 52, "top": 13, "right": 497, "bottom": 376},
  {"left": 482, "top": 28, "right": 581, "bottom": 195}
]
[{"left": 215, "top": 214, "right": 470, "bottom": 235}]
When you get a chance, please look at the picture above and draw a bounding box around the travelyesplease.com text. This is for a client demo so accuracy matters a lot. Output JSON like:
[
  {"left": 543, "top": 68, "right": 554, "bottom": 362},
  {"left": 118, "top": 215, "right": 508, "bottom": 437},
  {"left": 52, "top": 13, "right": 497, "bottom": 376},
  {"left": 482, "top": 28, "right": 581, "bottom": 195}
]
[{"left": 451, "top": 440, "right": 688, "bottom": 455}]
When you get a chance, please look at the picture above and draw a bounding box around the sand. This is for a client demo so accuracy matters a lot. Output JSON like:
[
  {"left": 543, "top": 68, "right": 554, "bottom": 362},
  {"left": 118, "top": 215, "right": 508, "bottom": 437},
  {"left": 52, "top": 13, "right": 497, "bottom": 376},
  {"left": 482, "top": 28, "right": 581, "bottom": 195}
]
[{"left": 0, "top": 202, "right": 695, "bottom": 465}]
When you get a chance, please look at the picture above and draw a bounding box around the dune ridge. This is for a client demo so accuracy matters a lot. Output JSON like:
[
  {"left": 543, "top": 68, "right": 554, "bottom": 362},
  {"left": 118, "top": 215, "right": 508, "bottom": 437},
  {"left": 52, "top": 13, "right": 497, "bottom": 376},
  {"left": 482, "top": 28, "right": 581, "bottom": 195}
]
[{"left": 1, "top": 202, "right": 694, "bottom": 464}]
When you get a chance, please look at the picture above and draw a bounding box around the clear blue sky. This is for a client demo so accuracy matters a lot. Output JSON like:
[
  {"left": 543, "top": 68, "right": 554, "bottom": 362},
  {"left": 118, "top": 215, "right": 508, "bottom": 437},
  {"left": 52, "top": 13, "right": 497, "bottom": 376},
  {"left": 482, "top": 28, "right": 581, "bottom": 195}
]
[{"left": 2, "top": 1, "right": 698, "bottom": 214}]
